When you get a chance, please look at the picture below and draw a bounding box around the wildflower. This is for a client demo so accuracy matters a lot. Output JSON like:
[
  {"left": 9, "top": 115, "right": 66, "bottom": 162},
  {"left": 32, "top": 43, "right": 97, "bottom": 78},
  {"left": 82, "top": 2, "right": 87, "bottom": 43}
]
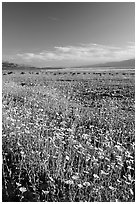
[
  {"left": 123, "top": 175, "right": 127, "bottom": 180},
  {"left": 77, "top": 184, "right": 83, "bottom": 188},
  {"left": 19, "top": 187, "right": 27, "bottom": 193},
  {"left": 83, "top": 170, "right": 89, "bottom": 174},
  {"left": 130, "top": 189, "right": 134, "bottom": 195},
  {"left": 116, "top": 155, "right": 122, "bottom": 161},
  {"left": 98, "top": 148, "right": 103, "bottom": 152},
  {"left": 105, "top": 157, "right": 110, "bottom": 161},
  {"left": 94, "top": 147, "right": 98, "bottom": 151},
  {"left": 66, "top": 155, "right": 70, "bottom": 161},
  {"left": 17, "top": 141, "right": 22, "bottom": 147},
  {"left": 42, "top": 190, "right": 49, "bottom": 195},
  {"left": 111, "top": 162, "right": 115, "bottom": 169},
  {"left": 20, "top": 151, "right": 26, "bottom": 158},
  {"left": 127, "top": 166, "right": 134, "bottom": 170},
  {"left": 72, "top": 174, "right": 79, "bottom": 180},
  {"left": 109, "top": 186, "right": 115, "bottom": 190},
  {"left": 125, "top": 151, "right": 133, "bottom": 159},
  {"left": 117, "top": 179, "right": 121, "bottom": 183},
  {"left": 100, "top": 170, "right": 109, "bottom": 175},
  {"left": 98, "top": 155, "right": 104, "bottom": 159},
  {"left": 82, "top": 134, "right": 89, "bottom": 139},
  {"left": 117, "top": 161, "right": 123, "bottom": 167},
  {"left": 83, "top": 182, "right": 90, "bottom": 187},
  {"left": 125, "top": 181, "right": 131, "bottom": 185},
  {"left": 24, "top": 129, "right": 30, "bottom": 134},
  {"left": 93, "top": 156, "right": 98, "bottom": 162},
  {"left": 128, "top": 174, "right": 132, "bottom": 181},
  {"left": 78, "top": 143, "right": 83, "bottom": 148},
  {"left": 116, "top": 199, "right": 119, "bottom": 202},
  {"left": 49, "top": 177, "right": 54, "bottom": 182},
  {"left": 115, "top": 145, "right": 123, "bottom": 152},
  {"left": 93, "top": 174, "right": 100, "bottom": 179},
  {"left": 86, "top": 154, "right": 91, "bottom": 162},
  {"left": 65, "top": 180, "right": 74, "bottom": 185},
  {"left": 16, "top": 182, "right": 21, "bottom": 187}
]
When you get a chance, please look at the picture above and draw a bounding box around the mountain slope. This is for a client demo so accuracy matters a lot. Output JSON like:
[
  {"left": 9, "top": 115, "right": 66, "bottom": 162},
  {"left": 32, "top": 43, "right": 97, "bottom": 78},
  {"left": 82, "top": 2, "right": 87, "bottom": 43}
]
[
  {"left": 75, "top": 59, "right": 135, "bottom": 69},
  {"left": 2, "top": 61, "right": 64, "bottom": 70},
  {"left": 93, "top": 59, "right": 135, "bottom": 68},
  {"left": 2, "top": 62, "right": 38, "bottom": 70},
  {"left": 2, "top": 59, "right": 135, "bottom": 70}
]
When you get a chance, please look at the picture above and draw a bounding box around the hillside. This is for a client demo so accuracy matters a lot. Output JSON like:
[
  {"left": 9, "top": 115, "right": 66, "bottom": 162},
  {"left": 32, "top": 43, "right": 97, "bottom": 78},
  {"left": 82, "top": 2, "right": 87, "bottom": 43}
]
[
  {"left": 2, "top": 59, "right": 135, "bottom": 71},
  {"left": 74, "top": 59, "right": 135, "bottom": 69},
  {"left": 93, "top": 59, "right": 135, "bottom": 68},
  {"left": 2, "top": 61, "right": 64, "bottom": 70},
  {"left": 2, "top": 62, "right": 38, "bottom": 70}
]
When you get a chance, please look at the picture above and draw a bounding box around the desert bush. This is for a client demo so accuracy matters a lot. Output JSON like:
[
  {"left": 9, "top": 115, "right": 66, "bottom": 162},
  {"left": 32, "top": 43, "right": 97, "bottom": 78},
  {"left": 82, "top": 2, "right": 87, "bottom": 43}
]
[{"left": 7, "top": 71, "right": 13, "bottom": 75}]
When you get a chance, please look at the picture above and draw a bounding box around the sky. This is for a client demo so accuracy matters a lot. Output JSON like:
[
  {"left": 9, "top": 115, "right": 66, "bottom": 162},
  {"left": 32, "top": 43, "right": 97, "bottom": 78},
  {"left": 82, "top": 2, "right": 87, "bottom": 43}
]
[{"left": 2, "top": 2, "right": 135, "bottom": 67}]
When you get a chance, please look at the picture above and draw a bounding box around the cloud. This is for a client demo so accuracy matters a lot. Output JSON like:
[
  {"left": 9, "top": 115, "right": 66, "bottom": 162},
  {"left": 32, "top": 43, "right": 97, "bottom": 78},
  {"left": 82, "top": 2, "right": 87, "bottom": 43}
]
[{"left": 16, "top": 43, "right": 135, "bottom": 66}]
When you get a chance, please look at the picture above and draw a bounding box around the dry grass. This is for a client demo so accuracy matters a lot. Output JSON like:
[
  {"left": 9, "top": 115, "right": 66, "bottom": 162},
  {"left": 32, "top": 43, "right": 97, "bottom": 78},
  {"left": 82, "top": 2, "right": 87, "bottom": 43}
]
[{"left": 2, "top": 70, "right": 135, "bottom": 201}]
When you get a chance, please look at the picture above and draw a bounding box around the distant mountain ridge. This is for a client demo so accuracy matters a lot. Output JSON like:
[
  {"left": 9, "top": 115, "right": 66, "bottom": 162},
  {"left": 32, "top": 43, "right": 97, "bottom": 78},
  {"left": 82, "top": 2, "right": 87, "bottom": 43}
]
[
  {"left": 93, "top": 59, "right": 135, "bottom": 68},
  {"left": 2, "top": 61, "right": 37, "bottom": 70},
  {"left": 2, "top": 58, "right": 135, "bottom": 70},
  {"left": 84, "top": 59, "right": 135, "bottom": 68},
  {"left": 2, "top": 62, "right": 63, "bottom": 70},
  {"left": 74, "top": 59, "right": 135, "bottom": 69}
]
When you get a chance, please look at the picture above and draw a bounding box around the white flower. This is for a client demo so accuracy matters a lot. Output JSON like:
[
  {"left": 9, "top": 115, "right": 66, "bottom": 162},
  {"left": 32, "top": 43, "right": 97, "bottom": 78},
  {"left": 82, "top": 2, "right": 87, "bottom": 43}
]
[
  {"left": 72, "top": 174, "right": 79, "bottom": 180},
  {"left": 77, "top": 184, "right": 83, "bottom": 188},
  {"left": 82, "top": 134, "right": 89, "bottom": 139},
  {"left": 117, "top": 179, "right": 121, "bottom": 183},
  {"left": 83, "top": 182, "right": 90, "bottom": 187},
  {"left": 20, "top": 151, "right": 25, "bottom": 155},
  {"left": 125, "top": 181, "right": 131, "bottom": 185},
  {"left": 86, "top": 155, "right": 91, "bottom": 162},
  {"left": 127, "top": 166, "right": 134, "bottom": 170},
  {"left": 111, "top": 162, "right": 115, "bottom": 169},
  {"left": 66, "top": 155, "right": 70, "bottom": 161},
  {"left": 93, "top": 174, "right": 100, "bottom": 179},
  {"left": 115, "top": 199, "right": 119, "bottom": 202},
  {"left": 98, "top": 155, "right": 104, "bottom": 159},
  {"left": 42, "top": 190, "right": 49, "bottom": 195},
  {"left": 128, "top": 174, "right": 132, "bottom": 181},
  {"left": 115, "top": 145, "right": 123, "bottom": 152},
  {"left": 100, "top": 170, "right": 109, "bottom": 175},
  {"left": 16, "top": 182, "right": 21, "bottom": 187},
  {"left": 130, "top": 189, "right": 134, "bottom": 195},
  {"left": 93, "top": 156, "right": 98, "bottom": 162},
  {"left": 109, "top": 186, "right": 115, "bottom": 190},
  {"left": 17, "top": 141, "right": 22, "bottom": 147},
  {"left": 49, "top": 177, "right": 54, "bottom": 182},
  {"left": 98, "top": 148, "right": 103, "bottom": 152},
  {"left": 105, "top": 157, "right": 110, "bottom": 161},
  {"left": 24, "top": 129, "right": 30, "bottom": 134},
  {"left": 19, "top": 187, "right": 27, "bottom": 193},
  {"left": 65, "top": 180, "right": 74, "bottom": 185},
  {"left": 116, "top": 155, "right": 122, "bottom": 161},
  {"left": 78, "top": 143, "right": 83, "bottom": 148}
]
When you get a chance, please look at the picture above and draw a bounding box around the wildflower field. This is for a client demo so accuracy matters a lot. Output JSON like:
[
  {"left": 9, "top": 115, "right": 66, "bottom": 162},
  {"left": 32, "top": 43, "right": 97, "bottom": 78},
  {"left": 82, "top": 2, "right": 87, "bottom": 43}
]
[{"left": 2, "top": 70, "right": 135, "bottom": 202}]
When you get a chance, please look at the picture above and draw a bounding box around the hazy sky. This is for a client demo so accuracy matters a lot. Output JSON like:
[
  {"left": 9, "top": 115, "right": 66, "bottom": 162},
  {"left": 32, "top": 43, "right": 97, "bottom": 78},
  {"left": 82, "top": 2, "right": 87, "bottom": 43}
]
[{"left": 2, "top": 2, "right": 135, "bottom": 67}]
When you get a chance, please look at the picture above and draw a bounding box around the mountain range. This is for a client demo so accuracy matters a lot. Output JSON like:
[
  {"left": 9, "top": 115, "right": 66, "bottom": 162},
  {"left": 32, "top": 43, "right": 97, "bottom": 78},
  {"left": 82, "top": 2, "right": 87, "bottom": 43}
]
[
  {"left": 75, "top": 59, "right": 135, "bottom": 69},
  {"left": 2, "top": 59, "right": 135, "bottom": 70},
  {"left": 92, "top": 58, "right": 135, "bottom": 68}
]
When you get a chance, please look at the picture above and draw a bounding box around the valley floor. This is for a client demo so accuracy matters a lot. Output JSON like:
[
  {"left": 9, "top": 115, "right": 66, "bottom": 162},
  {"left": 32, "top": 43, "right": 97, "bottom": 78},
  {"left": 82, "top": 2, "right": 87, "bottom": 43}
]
[{"left": 2, "top": 69, "right": 135, "bottom": 202}]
